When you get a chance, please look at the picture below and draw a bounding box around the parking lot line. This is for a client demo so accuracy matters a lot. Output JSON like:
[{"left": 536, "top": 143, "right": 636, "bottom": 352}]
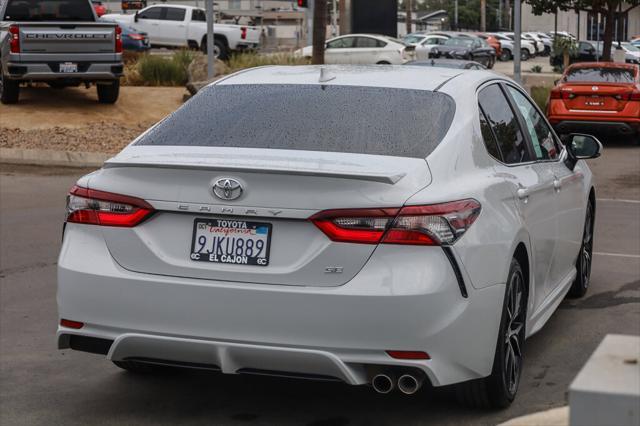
[
  {"left": 594, "top": 252, "right": 640, "bottom": 259},
  {"left": 597, "top": 198, "right": 640, "bottom": 204}
]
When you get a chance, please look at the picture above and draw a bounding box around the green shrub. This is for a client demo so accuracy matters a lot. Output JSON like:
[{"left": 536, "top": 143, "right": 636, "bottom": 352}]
[
  {"left": 530, "top": 86, "right": 551, "bottom": 112},
  {"left": 530, "top": 65, "right": 543, "bottom": 73},
  {"left": 136, "top": 50, "right": 195, "bottom": 86},
  {"left": 227, "top": 52, "right": 310, "bottom": 73}
]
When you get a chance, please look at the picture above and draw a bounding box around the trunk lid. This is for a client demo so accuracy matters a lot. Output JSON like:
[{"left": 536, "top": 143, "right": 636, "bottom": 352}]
[
  {"left": 560, "top": 83, "right": 636, "bottom": 114},
  {"left": 91, "top": 146, "right": 431, "bottom": 287}
]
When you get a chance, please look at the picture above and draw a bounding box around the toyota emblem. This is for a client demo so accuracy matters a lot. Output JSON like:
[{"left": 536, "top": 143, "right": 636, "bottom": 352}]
[{"left": 213, "top": 178, "right": 243, "bottom": 201}]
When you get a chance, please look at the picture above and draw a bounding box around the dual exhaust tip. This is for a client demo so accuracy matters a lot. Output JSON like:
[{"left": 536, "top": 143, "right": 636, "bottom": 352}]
[{"left": 371, "top": 371, "right": 425, "bottom": 395}]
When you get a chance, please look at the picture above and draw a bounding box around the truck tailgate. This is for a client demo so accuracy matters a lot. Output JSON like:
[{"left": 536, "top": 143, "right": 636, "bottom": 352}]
[{"left": 17, "top": 22, "right": 117, "bottom": 54}]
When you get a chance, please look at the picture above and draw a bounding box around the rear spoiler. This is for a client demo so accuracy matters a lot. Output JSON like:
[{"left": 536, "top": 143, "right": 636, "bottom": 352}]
[{"left": 103, "top": 160, "right": 407, "bottom": 185}]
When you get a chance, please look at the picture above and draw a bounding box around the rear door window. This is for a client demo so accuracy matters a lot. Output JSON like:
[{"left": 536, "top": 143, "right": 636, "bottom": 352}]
[
  {"left": 478, "top": 107, "right": 503, "bottom": 161},
  {"left": 478, "top": 84, "right": 531, "bottom": 164},
  {"left": 327, "top": 37, "right": 355, "bottom": 49},
  {"left": 4, "top": 0, "right": 95, "bottom": 21},
  {"left": 164, "top": 7, "right": 185, "bottom": 21},
  {"left": 565, "top": 67, "right": 636, "bottom": 83},
  {"left": 134, "top": 84, "right": 456, "bottom": 158},
  {"left": 355, "top": 37, "right": 384, "bottom": 48},
  {"left": 192, "top": 9, "right": 206, "bottom": 22}
]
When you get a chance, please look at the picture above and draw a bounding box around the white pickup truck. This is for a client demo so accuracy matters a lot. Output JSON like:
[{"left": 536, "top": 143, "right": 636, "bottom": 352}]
[{"left": 103, "top": 5, "right": 260, "bottom": 59}]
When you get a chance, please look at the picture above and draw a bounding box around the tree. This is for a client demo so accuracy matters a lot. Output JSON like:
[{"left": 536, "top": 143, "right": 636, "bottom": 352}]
[
  {"left": 407, "top": 0, "right": 413, "bottom": 35},
  {"left": 525, "top": 0, "right": 639, "bottom": 61},
  {"left": 312, "top": 0, "right": 328, "bottom": 64}
]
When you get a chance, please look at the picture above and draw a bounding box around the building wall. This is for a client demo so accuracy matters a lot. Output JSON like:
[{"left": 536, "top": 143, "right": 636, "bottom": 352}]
[{"left": 522, "top": 3, "right": 640, "bottom": 40}]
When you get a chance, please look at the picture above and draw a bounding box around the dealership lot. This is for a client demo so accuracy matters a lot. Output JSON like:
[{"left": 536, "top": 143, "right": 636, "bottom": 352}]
[{"left": 1, "top": 142, "right": 638, "bottom": 425}]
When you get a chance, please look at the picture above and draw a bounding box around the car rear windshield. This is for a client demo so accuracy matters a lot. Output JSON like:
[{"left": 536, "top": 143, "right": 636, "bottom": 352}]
[
  {"left": 565, "top": 67, "right": 636, "bottom": 83},
  {"left": 134, "top": 84, "right": 456, "bottom": 158},
  {"left": 3, "top": 0, "right": 95, "bottom": 21}
]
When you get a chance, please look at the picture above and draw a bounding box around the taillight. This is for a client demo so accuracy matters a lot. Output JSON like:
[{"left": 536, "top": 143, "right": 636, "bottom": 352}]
[
  {"left": 60, "top": 319, "right": 84, "bottom": 329},
  {"left": 630, "top": 91, "right": 640, "bottom": 101},
  {"left": 310, "top": 199, "right": 481, "bottom": 246},
  {"left": 241, "top": 26, "right": 247, "bottom": 40},
  {"left": 115, "top": 25, "right": 123, "bottom": 53},
  {"left": 549, "top": 89, "right": 561, "bottom": 99},
  {"left": 550, "top": 89, "right": 574, "bottom": 100},
  {"left": 66, "top": 185, "right": 154, "bottom": 227},
  {"left": 9, "top": 25, "right": 19, "bottom": 53}
]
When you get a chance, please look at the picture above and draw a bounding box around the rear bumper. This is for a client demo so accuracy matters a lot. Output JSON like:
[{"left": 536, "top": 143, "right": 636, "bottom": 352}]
[
  {"left": 57, "top": 224, "right": 505, "bottom": 387},
  {"left": 4, "top": 61, "right": 123, "bottom": 81},
  {"left": 551, "top": 119, "right": 639, "bottom": 137}
]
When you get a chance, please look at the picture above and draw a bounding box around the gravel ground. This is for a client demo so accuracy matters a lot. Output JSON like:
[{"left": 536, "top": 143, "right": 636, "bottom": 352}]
[{"left": 0, "top": 122, "right": 147, "bottom": 154}]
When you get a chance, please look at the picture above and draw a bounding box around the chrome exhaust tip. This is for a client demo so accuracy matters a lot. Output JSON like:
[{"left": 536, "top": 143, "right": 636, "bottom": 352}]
[
  {"left": 372, "top": 373, "right": 395, "bottom": 394},
  {"left": 397, "top": 373, "right": 424, "bottom": 395}
]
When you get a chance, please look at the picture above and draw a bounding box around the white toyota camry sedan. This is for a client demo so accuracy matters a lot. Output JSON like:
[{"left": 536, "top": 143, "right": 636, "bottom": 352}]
[{"left": 57, "top": 65, "right": 601, "bottom": 408}]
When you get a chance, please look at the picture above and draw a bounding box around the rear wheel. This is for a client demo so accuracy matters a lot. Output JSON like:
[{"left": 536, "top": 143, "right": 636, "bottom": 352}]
[
  {"left": 0, "top": 73, "right": 20, "bottom": 104},
  {"left": 376, "top": 61, "right": 391, "bottom": 65},
  {"left": 487, "top": 56, "right": 495, "bottom": 69},
  {"left": 568, "top": 199, "right": 594, "bottom": 298},
  {"left": 201, "top": 38, "right": 229, "bottom": 60},
  {"left": 97, "top": 80, "right": 120, "bottom": 104},
  {"left": 456, "top": 258, "right": 526, "bottom": 408},
  {"left": 520, "top": 49, "right": 530, "bottom": 61},
  {"left": 499, "top": 48, "right": 512, "bottom": 61}
]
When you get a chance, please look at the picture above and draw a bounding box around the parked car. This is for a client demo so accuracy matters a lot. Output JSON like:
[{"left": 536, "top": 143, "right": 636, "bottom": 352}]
[
  {"left": 632, "top": 39, "right": 640, "bottom": 48},
  {"left": 403, "top": 33, "right": 449, "bottom": 61},
  {"left": 57, "top": 64, "right": 601, "bottom": 409},
  {"left": 547, "top": 62, "right": 640, "bottom": 140},
  {"left": 502, "top": 32, "right": 543, "bottom": 56},
  {"left": 617, "top": 42, "right": 640, "bottom": 64},
  {"left": 551, "top": 41, "right": 640, "bottom": 66},
  {"left": 522, "top": 32, "right": 547, "bottom": 55},
  {"left": 525, "top": 32, "right": 551, "bottom": 55},
  {"left": 475, "top": 33, "right": 502, "bottom": 58},
  {"left": 103, "top": 4, "right": 260, "bottom": 59},
  {"left": 296, "top": 34, "right": 416, "bottom": 64},
  {"left": 0, "top": 0, "right": 123, "bottom": 104},
  {"left": 431, "top": 36, "right": 496, "bottom": 68},
  {"left": 100, "top": 19, "right": 150, "bottom": 51},
  {"left": 92, "top": 0, "right": 107, "bottom": 17},
  {"left": 492, "top": 33, "right": 536, "bottom": 60},
  {"left": 406, "top": 58, "right": 486, "bottom": 69}
]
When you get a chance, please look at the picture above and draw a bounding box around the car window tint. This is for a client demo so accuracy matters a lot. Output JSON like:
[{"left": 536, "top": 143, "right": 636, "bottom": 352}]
[
  {"left": 138, "top": 7, "right": 162, "bottom": 19},
  {"left": 355, "top": 37, "right": 379, "bottom": 48},
  {"left": 478, "top": 106, "right": 502, "bottom": 161},
  {"left": 478, "top": 84, "right": 531, "bottom": 164},
  {"left": 192, "top": 9, "right": 206, "bottom": 22},
  {"left": 4, "top": 0, "right": 94, "bottom": 21},
  {"left": 327, "top": 37, "right": 354, "bottom": 49},
  {"left": 164, "top": 7, "right": 185, "bottom": 21},
  {"left": 565, "top": 67, "right": 635, "bottom": 83},
  {"left": 507, "top": 87, "right": 559, "bottom": 160},
  {"left": 135, "top": 84, "right": 456, "bottom": 158}
]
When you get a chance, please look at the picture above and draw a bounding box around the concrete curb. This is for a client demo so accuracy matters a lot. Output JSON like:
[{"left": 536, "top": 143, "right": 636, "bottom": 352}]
[{"left": 0, "top": 148, "right": 111, "bottom": 168}]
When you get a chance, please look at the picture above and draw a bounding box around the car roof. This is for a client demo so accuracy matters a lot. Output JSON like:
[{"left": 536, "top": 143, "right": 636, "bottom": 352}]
[
  {"left": 408, "top": 59, "right": 484, "bottom": 68},
  {"left": 216, "top": 65, "right": 499, "bottom": 93}
]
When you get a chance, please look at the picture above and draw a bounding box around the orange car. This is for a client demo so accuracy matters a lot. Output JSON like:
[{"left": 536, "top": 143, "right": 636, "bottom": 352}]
[
  {"left": 476, "top": 33, "right": 502, "bottom": 58},
  {"left": 547, "top": 62, "right": 640, "bottom": 141}
]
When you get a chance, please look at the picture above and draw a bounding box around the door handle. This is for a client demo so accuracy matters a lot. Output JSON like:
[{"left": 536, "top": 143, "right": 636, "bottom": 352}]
[
  {"left": 553, "top": 179, "right": 562, "bottom": 191},
  {"left": 517, "top": 188, "right": 529, "bottom": 203}
]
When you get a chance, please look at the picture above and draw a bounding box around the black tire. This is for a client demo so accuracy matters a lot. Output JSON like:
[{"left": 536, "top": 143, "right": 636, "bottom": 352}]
[
  {"left": 568, "top": 199, "right": 594, "bottom": 298},
  {"left": 113, "top": 360, "right": 173, "bottom": 374},
  {"left": 0, "top": 73, "right": 20, "bottom": 104},
  {"left": 520, "top": 49, "right": 530, "bottom": 61},
  {"left": 487, "top": 56, "right": 495, "bottom": 69},
  {"left": 376, "top": 61, "right": 391, "bottom": 65},
  {"left": 499, "top": 48, "right": 512, "bottom": 62},
  {"left": 201, "top": 38, "right": 229, "bottom": 60},
  {"left": 97, "top": 80, "right": 120, "bottom": 104},
  {"left": 456, "top": 258, "right": 527, "bottom": 409}
]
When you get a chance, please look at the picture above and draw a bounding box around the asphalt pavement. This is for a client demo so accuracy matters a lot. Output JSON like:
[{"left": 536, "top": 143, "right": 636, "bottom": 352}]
[{"left": 1, "top": 152, "right": 639, "bottom": 425}]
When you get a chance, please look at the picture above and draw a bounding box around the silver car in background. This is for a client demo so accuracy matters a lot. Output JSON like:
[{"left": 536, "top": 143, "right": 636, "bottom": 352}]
[{"left": 57, "top": 65, "right": 601, "bottom": 408}]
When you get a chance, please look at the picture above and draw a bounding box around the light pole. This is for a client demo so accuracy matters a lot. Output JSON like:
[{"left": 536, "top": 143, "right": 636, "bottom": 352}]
[
  {"left": 513, "top": 0, "right": 521, "bottom": 83},
  {"left": 205, "top": 0, "right": 215, "bottom": 79}
]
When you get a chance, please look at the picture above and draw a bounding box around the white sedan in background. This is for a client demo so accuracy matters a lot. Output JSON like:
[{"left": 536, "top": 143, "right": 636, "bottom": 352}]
[
  {"left": 296, "top": 34, "right": 416, "bottom": 64},
  {"left": 403, "top": 33, "right": 449, "bottom": 60},
  {"left": 58, "top": 65, "right": 601, "bottom": 409}
]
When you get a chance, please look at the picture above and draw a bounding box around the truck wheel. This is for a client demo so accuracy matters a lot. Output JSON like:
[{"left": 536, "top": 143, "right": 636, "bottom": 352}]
[
  {"left": 97, "top": 80, "right": 120, "bottom": 104},
  {"left": 201, "top": 38, "right": 229, "bottom": 60},
  {"left": 0, "top": 73, "right": 20, "bottom": 104}
]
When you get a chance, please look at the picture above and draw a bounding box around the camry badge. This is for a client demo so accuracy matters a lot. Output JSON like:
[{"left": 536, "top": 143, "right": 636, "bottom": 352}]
[{"left": 213, "top": 178, "right": 243, "bottom": 201}]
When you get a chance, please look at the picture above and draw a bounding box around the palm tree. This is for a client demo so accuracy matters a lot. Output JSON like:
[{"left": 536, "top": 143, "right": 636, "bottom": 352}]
[{"left": 312, "top": 0, "right": 329, "bottom": 64}]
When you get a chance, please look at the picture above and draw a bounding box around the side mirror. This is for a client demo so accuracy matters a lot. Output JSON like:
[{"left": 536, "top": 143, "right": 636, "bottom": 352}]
[
  {"left": 564, "top": 133, "right": 602, "bottom": 171},
  {"left": 134, "top": 11, "right": 139, "bottom": 22}
]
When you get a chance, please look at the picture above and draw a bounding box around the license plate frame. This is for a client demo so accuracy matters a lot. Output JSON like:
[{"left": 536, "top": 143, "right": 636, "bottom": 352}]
[
  {"left": 189, "top": 218, "right": 272, "bottom": 267},
  {"left": 59, "top": 62, "right": 78, "bottom": 73}
]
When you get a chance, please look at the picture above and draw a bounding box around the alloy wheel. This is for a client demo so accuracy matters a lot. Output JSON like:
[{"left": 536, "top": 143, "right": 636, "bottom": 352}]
[
  {"left": 580, "top": 203, "right": 594, "bottom": 289},
  {"left": 504, "top": 269, "right": 525, "bottom": 395}
]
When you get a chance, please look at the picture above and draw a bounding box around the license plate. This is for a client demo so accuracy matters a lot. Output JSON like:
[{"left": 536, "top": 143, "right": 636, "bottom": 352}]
[
  {"left": 59, "top": 62, "right": 78, "bottom": 73},
  {"left": 585, "top": 97, "right": 603, "bottom": 106},
  {"left": 190, "top": 218, "right": 271, "bottom": 266}
]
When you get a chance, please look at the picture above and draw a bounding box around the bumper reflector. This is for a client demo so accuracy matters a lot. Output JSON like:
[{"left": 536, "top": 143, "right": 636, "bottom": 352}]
[
  {"left": 60, "top": 319, "right": 84, "bottom": 329},
  {"left": 386, "top": 350, "right": 430, "bottom": 360}
]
